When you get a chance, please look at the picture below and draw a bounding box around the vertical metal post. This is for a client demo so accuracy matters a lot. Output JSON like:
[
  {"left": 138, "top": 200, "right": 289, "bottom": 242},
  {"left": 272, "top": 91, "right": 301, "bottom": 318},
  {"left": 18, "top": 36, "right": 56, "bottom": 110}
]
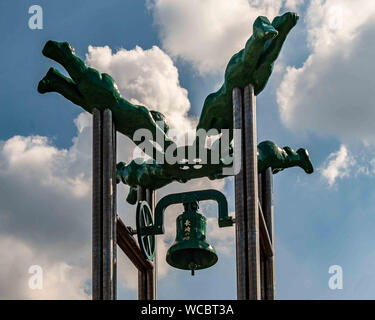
[
  {"left": 138, "top": 270, "right": 147, "bottom": 300},
  {"left": 233, "top": 88, "right": 247, "bottom": 300},
  {"left": 263, "top": 167, "right": 276, "bottom": 299},
  {"left": 258, "top": 173, "right": 265, "bottom": 300},
  {"left": 92, "top": 109, "right": 102, "bottom": 300},
  {"left": 102, "top": 109, "right": 114, "bottom": 300},
  {"left": 260, "top": 253, "right": 265, "bottom": 299},
  {"left": 137, "top": 187, "right": 147, "bottom": 300},
  {"left": 243, "top": 84, "right": 261, "bottom": 300},
  {"left": 92, "top": 108, "right": 117, "bottom": 300},
  {"left": 146, "top": 189, "right": 157, "bottom": 299},
  {"left": 146, "top": 269, "right": 154, "bottom": 300},
  {"left": 233, "top": 85, "right": 261, "bottom": 300},
  {"left": 112, "top": 124, "right": 117, "bottom": 299},
  {"left": 137, "top": 186, "right": 156, "bottom": 300}
]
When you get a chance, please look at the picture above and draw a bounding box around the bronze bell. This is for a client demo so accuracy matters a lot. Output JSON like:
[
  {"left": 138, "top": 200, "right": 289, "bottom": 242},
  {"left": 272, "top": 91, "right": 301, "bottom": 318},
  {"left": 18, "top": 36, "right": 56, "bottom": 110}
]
[
  {"left": 137, "top": 190, "right": 234, "bottom": 275},
  {"left": 166, "top": 201, "right": 218, "bottom": 275}
]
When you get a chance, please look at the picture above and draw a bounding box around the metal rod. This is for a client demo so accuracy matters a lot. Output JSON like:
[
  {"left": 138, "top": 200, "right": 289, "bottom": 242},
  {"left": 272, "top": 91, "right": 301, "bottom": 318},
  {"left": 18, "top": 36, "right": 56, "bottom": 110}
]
[
  {"left": 92, "top": 108, "right": 102, "bottom": 300},
  {"left": 243, "top": 84, "right": 261, "bottom": 299},
  {"left": 263, "top": 168, "right": 276, "bottom": 299},
  {"left": 137, "top": 186, "right": 156, "bottom": 300},
  {"left": 233, "top": 87, "right": 248, "bottom": 300},
  {"left": 258, "top": 173, "right": 262, "bottom": 207},
  {"left": 146, "top": 269, "right": 154, "bottom": 300},
  {"left": 260, "top": 252, "right": 265, "bottom": 300},
  {"left": 138, "top": 270, "right": 147, "bottom": 300},
  {"left": 137, "top": 186, "right": 147, "bottom": 300},
  {"left": 146, "top": 189, "right": 157, "bottom": 299},
  {"left": 112, "top": 123, "right": 117, "bottom": 300},
  {"left": 102, "top": 109, "right": 115, "bottom": 300}
]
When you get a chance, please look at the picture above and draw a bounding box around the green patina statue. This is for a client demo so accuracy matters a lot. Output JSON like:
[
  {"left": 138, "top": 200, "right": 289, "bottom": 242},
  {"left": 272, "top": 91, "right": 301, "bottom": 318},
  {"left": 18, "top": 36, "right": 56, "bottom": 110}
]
[
  {"left": 37, "top": 41, "right": 173, "bottom": 159},
  {"left": 37, "top": 12, "right": 313, "bottom": 201},
  {"left": 37, "top": 12, "right": 298, "bottom": 149},
  {"left": 197, "top": 12, "right": 299, "bottom": 136}
]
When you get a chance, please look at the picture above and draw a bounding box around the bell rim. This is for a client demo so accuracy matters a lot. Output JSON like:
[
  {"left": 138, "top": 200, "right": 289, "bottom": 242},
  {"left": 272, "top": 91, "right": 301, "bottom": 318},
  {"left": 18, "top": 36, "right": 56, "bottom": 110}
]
[{"left": 166, "top": 247, "right": 218, "bottom": 270}]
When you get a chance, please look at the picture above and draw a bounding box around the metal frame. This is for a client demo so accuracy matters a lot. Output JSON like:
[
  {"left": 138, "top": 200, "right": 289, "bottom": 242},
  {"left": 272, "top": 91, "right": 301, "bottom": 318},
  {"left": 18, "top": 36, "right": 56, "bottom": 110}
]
[
  {"left": 91, "top": 86, "right": 275, "bottom": 300},
  {"left": 92, "top": 108, "right": 157, "bottom": 300},
  {"left": 136, "top": 187, "right": 157, "bottom": 300}
]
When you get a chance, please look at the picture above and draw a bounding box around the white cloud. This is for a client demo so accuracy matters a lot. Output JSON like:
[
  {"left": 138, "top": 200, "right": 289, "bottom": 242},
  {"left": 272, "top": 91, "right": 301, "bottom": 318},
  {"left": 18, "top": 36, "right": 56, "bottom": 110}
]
[
  {"left": 284, "top": 0, "right": 305, "bottom": 11},
  {"left": 207, "top": 214, "right": 235, "bottom": 255},
  {"left": 277, "top": 0, "right": 375, "bottom": 144},
  {"left": 85, "top": 45, "right": 195, "bottom": 133},
  {"left": 0, "top": 122, "right": 94, "bottom": 299},
  {"left": 148, "top": 0, "right": 284, "bottom": 74},
  {"left": 0, "top": 235, "right": 90, "bottom": 299},
  {"left": 321, "top": 145, "right": 355, "bottom": 186},
  {"left": 1, "top": 135, "right": 91, "bottom": 199},
  {"left": 0, "top": 114, "right": 128, "bottom": 298},
  {"left": 0, "top": 112, "right": 227, "bottom": 299}
]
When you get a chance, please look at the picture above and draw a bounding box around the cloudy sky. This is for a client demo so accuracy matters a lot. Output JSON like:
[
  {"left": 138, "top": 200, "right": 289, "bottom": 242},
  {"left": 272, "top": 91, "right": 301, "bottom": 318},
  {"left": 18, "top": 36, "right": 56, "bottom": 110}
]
[{"left": 1, "top": 0, "right": 375, "bottom": 299}]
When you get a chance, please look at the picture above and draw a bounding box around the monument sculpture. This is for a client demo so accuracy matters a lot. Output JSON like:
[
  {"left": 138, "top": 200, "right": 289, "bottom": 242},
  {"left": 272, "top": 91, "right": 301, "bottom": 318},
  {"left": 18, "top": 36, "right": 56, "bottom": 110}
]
[{"left": 37, "top": 11, "right": 313, "bottom": 298}]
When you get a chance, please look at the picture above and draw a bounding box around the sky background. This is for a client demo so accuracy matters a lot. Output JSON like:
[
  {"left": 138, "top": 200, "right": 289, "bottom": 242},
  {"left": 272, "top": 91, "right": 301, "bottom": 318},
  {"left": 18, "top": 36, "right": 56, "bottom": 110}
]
[{"left": 1, "top": 0, "right": 375, "bottom": 299}]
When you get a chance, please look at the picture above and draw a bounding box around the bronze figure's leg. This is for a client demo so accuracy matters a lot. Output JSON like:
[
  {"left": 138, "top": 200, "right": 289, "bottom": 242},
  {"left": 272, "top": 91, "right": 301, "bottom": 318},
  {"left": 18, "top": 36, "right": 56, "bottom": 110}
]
[
  {"left": 38, "top": 67, "right": 84, "bottom": 106},
  {"left": 253, "top": 12, "right": 299, "bottom": 94}
]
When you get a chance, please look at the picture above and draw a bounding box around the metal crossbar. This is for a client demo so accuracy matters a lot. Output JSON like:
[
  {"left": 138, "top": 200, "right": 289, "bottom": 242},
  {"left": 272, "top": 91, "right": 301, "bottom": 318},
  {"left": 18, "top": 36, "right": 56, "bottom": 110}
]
[{"left": 116, "top": 216, "right": 153, "bottom": 271}]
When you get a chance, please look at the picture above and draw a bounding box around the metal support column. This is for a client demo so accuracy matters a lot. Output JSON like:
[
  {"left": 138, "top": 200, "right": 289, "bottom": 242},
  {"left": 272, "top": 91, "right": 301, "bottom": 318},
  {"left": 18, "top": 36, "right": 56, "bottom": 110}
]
[
  {"left": 92, "top": 108, "right": 117, "bottom": 300},
  {"left": 262, "top": 167, "right": 276, "bottom": 299},
  {"left": 233, "top": 85, "right": 261, "bottom": 300},
  {"left": 137, "top": 186, "right": 156, "bottom": 300},
  {"left": 243, "top": 84, "right": 261, "bottom": 299},
  {"left": 233, "top": 87, "right": 247, "bottom": 299}
]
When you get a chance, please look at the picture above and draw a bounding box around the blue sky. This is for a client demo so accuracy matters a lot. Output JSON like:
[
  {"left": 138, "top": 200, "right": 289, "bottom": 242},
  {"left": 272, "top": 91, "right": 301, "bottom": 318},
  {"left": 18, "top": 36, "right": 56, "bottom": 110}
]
[{"left": 1, "top": 0, "right": 375, "bottom": 299}]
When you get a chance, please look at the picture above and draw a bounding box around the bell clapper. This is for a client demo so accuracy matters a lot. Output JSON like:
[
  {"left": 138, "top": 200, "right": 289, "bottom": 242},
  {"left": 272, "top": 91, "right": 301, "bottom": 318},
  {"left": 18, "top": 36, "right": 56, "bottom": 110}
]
[{"left": 188, "top": 262, "right": 197, "bottom": 276}]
